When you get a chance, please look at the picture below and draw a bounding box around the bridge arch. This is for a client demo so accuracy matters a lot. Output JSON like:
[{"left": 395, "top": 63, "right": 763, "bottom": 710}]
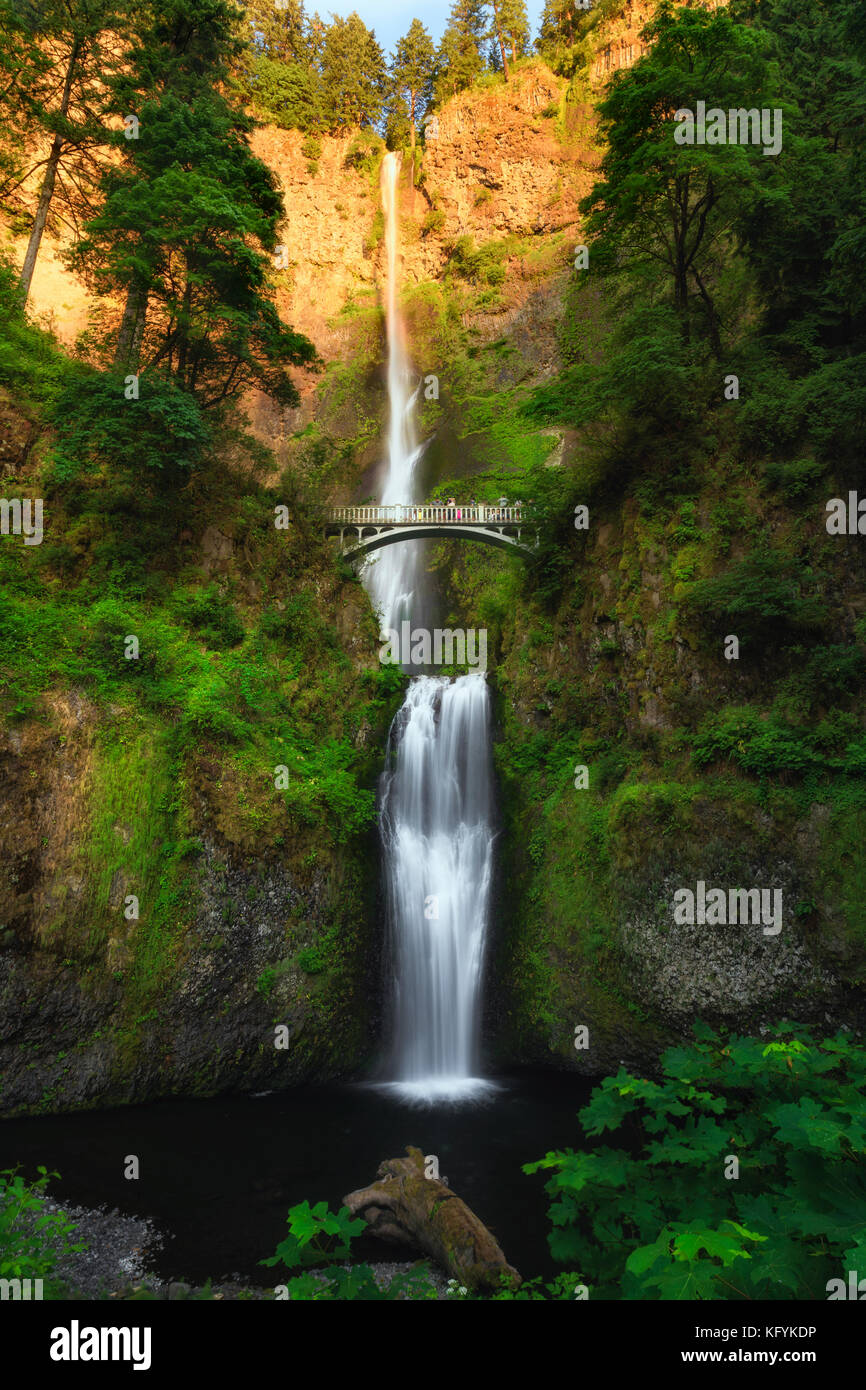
[{"left": 339, "top": 523, "right": 534, "bottom": 561}]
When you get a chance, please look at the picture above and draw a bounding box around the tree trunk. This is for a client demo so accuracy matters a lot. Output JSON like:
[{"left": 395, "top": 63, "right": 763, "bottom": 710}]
[
  {"left": 692, "top": 267, "right": 722, "bottom": 358},
  {"left": 114, "top": 280, "right": 148, "bottom": 371},
  {"left": 409, "top": 91, "right": 416, "bottom": 211},
  {"left": 343, "top": 1148, "right": 522, "bottom": 1293},
  {"left": 18, "top": 38, "right": 82, "bottom": 302},
  {"left": 490, "top": 0, "right": 510, "bottom": 79}
]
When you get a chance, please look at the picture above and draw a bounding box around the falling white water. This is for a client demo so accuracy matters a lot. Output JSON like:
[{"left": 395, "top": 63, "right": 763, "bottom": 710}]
[
  {"left": 363, "top": 152, "right": 496, "bottom": 1103},
  {"left": 379, "top": 676, "right": 495, "bottom": 1101},
  {"left": 364, "top": 152, "right": 427, "bottom": 634}
]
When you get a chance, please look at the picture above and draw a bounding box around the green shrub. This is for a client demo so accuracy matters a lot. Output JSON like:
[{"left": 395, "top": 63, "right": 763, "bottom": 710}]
[
  {"left": 261, "top": 1200, "right": 438, "bottom": 1300},
  {"left": 691, "top": 707, "right": 821, "bottom": 777},
  {"left": 680, "top": 552, "right": 829, "bottom": 649},
  {"left": 344, "top": 130, "right": 384, "bottom": 179},
  {"left": 0, "top": 1168, "right": 86, "bottom": 1297},
  {"left": 763, "top": 456, "right": 826, "bottom": 500},
  {"left": 48, "top": 367, "right": 211, "bottom": 481},
  {"left": 363, "top": 208, "right": 384, "bottom": 254},
  {"left": 421, "top": 209, "right": 445, "bottom": 236},
  {"left": 446, "top": 235, "right": 508, "bottom": 287},
  {"left": 174, "top": 584, "right": 245, "bottom": 649},
  {"left": 526, "top": 1024, "right": 866, "bottom": 1300},
  {"left": 297, "top": 944, "right": 327, "bottom": 974}
]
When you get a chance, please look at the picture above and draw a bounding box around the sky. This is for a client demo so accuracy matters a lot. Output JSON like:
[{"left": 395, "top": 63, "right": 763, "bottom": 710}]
[{"left": 317, "top": 2, "right": 547, "bottom": 59}]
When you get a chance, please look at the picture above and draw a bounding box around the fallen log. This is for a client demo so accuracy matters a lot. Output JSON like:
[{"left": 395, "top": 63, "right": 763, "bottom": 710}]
[{"left": 343, "top": 1146, "right": 521, "bottom": 1293}]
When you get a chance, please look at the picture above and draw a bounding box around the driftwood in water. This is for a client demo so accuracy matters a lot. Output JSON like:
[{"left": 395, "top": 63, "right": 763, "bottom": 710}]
[{"left": 343, "top": 1146, "right": 521, "bottom": 1292}]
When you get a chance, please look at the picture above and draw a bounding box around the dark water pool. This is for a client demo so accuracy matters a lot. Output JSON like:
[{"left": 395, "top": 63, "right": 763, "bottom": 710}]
[{"left": 0, "top": 1070, "right": 596, "bottom": 1285}]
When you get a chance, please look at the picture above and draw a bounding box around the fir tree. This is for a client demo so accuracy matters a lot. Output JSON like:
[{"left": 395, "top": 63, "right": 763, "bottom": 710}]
[
  {"left": 70, "top": 0, "right": 316, "bottom": 405},
  {"left": 320, "top": 12, "right": 387, "bottom": 131},
  {"left": 390, "top": 18, "right": 435, "bottom": 151},
  {"left": 499, "top": 0, "right": 531, "bottom": 62},
  {"left": 433, "top": 0, "right": 487, "bottom": 103},
  {"left": 243, "top": 0, "right": 308, "bottom": 66}
]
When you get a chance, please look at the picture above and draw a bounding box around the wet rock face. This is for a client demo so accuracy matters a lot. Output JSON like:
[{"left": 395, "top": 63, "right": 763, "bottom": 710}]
[
  {"left": 0, "top": 834, "right": 378, "bottom": 1115},
  {"left": 0, "top": 669, "right": 382, "bottom": 1116},
  {"left": 619, "top": 876, "right": 838, "bottom": 1032}
]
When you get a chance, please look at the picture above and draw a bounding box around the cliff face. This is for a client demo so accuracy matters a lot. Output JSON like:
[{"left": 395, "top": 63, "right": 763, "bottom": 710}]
[{"left": 0, "top": 401, "right": 396, "bottom": 1113}]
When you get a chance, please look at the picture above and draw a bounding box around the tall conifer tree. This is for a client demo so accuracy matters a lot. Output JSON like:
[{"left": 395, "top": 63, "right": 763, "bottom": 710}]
[
  {"left": 433, "top": 0, "right": 487, "bottom": 103},
  {"left": 71, "top": 0, "right": 315, "bottom": 403},
  {"left": 320, "top": 12, "right": 387, "bottom": 130},
  {"left": 391, "top": 19, "right": 435, "bottom": 151}
]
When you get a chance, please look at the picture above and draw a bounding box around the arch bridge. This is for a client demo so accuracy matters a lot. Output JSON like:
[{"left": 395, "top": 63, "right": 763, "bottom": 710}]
[{"left": 323, "top": 504, "right": 538, "bottom": 561}]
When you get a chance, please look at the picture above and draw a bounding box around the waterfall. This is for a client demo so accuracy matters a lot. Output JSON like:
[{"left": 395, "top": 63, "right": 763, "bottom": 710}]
[
  {"left": 364, "top": 153, "right": 496, "bottom": 1103},
  {"left": 364, "top": 153, "right": 426, "bottom": 635}
]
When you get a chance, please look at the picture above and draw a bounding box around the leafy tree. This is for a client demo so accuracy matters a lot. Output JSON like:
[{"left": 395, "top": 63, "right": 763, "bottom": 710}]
[
  {"left": 48, "top": 365, "right": 212, "bottom": 480},
  {"left": 728, "top": 0, "right": 866, "bottom": 352},
  {"left": 390, "top": 18, "right": 435, "bottom": 151},
  {"left": 581, "top": 4, "right": 782, "bottom": 355},
  {"left": 526, "top": 1025, "right": 866, "bottom": 1300},
  {"left": 251, "top": 55, "right": 325, "bottom": 132},
  {"left": 320, "top": 12, "right": 387, "bottom": 131},
  {"left": 0, "top": 0, "right": 125, "bottom": 301}
]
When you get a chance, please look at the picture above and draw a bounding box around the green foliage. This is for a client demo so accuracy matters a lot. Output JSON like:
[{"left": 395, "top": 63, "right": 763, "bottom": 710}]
[
  {"left": 48, "top": 367, "right": 211, "bottom": 481},
  {"left": 690, "top": 706, "right": 866, "bottom": 780},
  {"left": 344, "top": 129, "right": 385, "bottom": 179},
  {"left": 173, "top": 583, "right": 245, "bottom": 649},
  {"left": 446, "top": 234, "right": 508, "bottom": 286},
  {"left": 247, "top": 57, "right": 325, "bottom": 133},
  {"left": 297, "top": 943, "right": 327, "bottom": 974},
  {"left": 0, "top": 1168, "right": 86, "bottom": 1296},
  {"left": 421, "top": 208, "right": 445, "bottom": 236},
  {"left": 680, "top": 552, "right": 830, "bottom": 649},
  {"left": 526, "top": 1025, "right": 866, "bottom": 1300},
  {"left": 0, "top": 258, "right": 67, "bottom": 399},
  {"left": 261, "top": 1200, "right": 438, "bottom": 1300}
]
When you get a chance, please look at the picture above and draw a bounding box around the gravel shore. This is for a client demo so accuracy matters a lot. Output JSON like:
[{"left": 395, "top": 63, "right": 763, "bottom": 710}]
[{"left": 30, "top": 1195, "right": 450, "bottom": 1300}]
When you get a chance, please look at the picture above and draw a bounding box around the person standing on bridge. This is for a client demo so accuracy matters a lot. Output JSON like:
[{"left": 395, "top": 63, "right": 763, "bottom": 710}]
[{"left": 447, "top": 496, "right": 456, "bottom": 521}]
